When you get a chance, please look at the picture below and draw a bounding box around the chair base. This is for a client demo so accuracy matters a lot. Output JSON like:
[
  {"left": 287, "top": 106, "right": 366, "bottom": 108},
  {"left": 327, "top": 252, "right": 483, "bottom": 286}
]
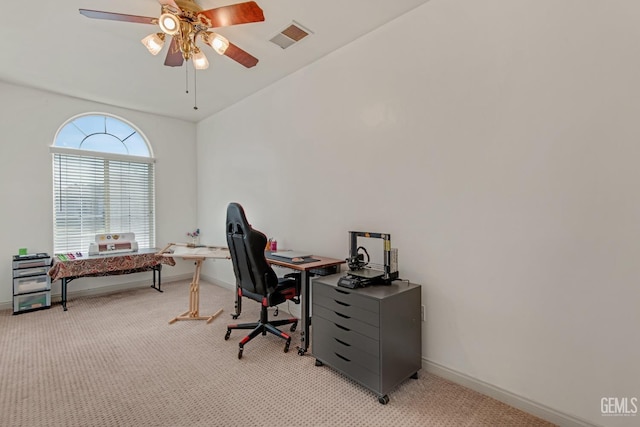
[{"left": 226, "top": 316, "right": 298, "bottom": 359}]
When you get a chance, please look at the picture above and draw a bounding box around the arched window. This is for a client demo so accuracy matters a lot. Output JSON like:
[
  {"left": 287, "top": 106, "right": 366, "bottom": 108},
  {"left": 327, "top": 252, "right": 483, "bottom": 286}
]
[{"left": 51, "top": 113, "right": 155, "bottom": 253}]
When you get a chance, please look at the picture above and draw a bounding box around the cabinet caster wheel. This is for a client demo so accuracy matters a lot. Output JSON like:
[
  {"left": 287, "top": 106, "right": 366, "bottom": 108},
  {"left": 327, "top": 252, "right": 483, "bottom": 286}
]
[
  {"left": 284, "top": 339, "right": 291, "bottom": 353},
  {"left": 411, "top": 372, "right": 418, "bottom": 379},
  {"left": 224, "top": 329, "right": 231, "bottom": 340},
  {"left": 378, "top": 395, "right": 389, "bottom": 405},
  {"left": 238, "top": 347, "right": 243, "bottom": 359},
  {"left": 298, "top": 348, "right": 306, "bottom": 356},
  {"left": 290, "top": 322, "right": 297, "bottom": 332},
  {"left": 231, "top": 313, "right": 239, "bottom": 320},
  {"left": 315, "top": 359, "right": 323, "bottom": 367}
]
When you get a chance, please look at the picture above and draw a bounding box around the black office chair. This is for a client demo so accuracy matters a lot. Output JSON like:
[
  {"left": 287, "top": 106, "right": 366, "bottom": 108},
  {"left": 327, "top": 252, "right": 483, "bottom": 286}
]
[{"left": 224, "top": 202, "right": 300, "bottom": 359}]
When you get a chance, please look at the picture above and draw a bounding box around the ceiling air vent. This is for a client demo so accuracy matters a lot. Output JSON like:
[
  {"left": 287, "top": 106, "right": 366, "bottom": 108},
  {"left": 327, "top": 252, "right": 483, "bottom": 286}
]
[{"left": 270, "top": 21, "right": 313, "bottom": 49}]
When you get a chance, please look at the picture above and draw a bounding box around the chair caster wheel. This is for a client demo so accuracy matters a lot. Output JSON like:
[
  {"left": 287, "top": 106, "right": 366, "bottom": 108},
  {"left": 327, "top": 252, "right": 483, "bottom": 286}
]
[
  {"left": 238, "top": 347, "right": 243, "bottom": 359},
  {"left": 315, "top": 359, "right": 323, "bottom": 367},
  {"left": 298, "top": 348, "right": 306, "bottom": 356},
  {"left": 284, "top": 339, "right": 291, "bottom": 353},
  {"left": 378, "top": 395, "right": 389, "bottom": 405},
  {"left": 224, "top": 329, "right": 231, "bottom": 340},
  {"left": 290, "top": 322, "right": 297, "bottom": 332}
]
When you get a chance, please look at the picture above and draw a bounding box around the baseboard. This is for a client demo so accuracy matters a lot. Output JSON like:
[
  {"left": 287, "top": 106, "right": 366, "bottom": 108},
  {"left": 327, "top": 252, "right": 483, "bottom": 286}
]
[
  {"left": 0, "top": 273, "right": 193, "bottom": 311},
  {"left": 50, "top": 273, "right": 194, "bottom": 303},
  {"left": 424, "top": 359, "right": 599, "bottom": 427},
  {"left": 200, "top": 274, "right": 234, "bottom": 291},
  {"left": 197, "top": 277, "right": 594, "bottom": 426}
]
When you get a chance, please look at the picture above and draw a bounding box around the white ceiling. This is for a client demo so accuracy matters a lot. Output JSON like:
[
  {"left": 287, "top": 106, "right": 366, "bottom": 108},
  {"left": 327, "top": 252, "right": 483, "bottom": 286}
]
[{"left": 0, "top": 0, "right": 429, "bottom": 122}]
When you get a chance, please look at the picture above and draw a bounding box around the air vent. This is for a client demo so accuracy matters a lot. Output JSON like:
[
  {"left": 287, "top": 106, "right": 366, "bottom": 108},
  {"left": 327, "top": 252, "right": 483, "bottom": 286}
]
[{"left": 270, "top": 21, "right": 313, "bottom": 49}]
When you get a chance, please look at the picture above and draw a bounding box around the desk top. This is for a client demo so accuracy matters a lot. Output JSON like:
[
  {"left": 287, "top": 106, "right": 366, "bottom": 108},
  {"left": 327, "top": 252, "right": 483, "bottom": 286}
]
[
  {"left": 266, "top": 252, "right": 345, "bottom": 271},
  {"left": 159, "top": 243, "right": 230, "bottom": 260}
]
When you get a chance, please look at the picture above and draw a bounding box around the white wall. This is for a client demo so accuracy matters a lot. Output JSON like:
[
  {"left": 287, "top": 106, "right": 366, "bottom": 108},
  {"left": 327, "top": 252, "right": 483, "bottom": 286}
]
[
  {"left": 196, "top": 1, "right": 640, "bottom": 425},
  {"left": 0, "top": 81, "right": 198, "bottom": 305}
]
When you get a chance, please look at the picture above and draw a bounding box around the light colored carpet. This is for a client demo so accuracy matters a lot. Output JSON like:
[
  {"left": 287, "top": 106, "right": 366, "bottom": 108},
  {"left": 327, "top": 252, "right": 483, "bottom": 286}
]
[{"left": 0, "top": 279, "right": 555, "bottom": 427}]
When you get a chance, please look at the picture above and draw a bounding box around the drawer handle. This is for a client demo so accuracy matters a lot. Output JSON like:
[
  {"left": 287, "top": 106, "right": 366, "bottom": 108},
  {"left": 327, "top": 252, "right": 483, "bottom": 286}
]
[
  {"left": 335, "top": 289, "right": 350, "bottom": 295},
  {"left": 335, "top": 323, "right": 351, "bottom": 332},
  {"left": 335, "top": 311, "right": 351, "bottom": 319},
  {"left": 335, "top": 353, "right": 351, "bottom": 362},
  {"left": 334, "top": 338, "right": 351, "bottom": 347},
  {"left": 334, "top": 299, "right": 351, "bottom": 307}
]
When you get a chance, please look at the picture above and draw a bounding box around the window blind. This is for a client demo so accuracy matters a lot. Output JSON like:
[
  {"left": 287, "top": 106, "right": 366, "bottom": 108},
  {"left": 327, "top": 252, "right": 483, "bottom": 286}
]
[{"left": 52, "top": 153, "right": 155, "bottom": 253}]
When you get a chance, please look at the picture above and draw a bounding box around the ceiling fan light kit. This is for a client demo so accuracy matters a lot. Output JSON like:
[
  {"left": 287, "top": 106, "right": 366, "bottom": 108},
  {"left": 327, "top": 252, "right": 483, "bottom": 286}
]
[
  {"left": 80, "top": 0, "right": 263, "bottom": 69},
  {"left": 79, "top": 0, "right": 264, "bottom": 110},
  {"left": 191, "top": 48, "right": 209, "bottom": 70},
  {"left": 141, "top": 33, "right": 166, "bottom": 56},
  {"left": 204, "top": 32, "right": 230, "bottom": 56},
  {"left": 158, "top": 13, "right": 181, "bottom": 35}
]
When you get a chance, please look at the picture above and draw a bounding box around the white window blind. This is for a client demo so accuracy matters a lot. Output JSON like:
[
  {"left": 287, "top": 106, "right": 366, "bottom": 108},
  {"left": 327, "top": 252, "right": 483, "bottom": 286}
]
[{"left": 52, "top": 152, "right": 155, "bottom": 253}]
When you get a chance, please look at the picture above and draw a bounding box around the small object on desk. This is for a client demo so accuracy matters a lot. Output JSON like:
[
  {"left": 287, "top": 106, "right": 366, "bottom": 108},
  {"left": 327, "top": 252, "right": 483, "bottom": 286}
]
[
  {"left": 292, "top": 257, "right": 303, "bottom": 262},
  {"left": 18, "top": 248, "right": 28, "bottom": 256},
  {"left": 270, "top": 239, "right": 277, "bottom": 251},
  {"left": 57, "top": 254, "right": 68, "bottom": 261}
]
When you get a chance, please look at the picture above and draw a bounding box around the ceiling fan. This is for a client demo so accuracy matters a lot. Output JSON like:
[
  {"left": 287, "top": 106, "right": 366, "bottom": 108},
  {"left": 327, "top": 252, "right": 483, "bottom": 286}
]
[{"left": 79, "top": 0, "right": 264, "bottom": 70}]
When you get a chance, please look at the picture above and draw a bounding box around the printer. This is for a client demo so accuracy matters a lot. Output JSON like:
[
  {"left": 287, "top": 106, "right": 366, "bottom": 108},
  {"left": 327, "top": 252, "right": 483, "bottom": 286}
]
[
  {"left": 88, "top": 233, "right": 138, "bottom": 256},
  {"left": 337, "top": 231, "right": 399, "bottom": 289}
]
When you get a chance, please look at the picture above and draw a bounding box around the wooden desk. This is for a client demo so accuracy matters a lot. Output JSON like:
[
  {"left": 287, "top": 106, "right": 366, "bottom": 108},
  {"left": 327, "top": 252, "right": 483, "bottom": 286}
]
[
  {"left": 233, "top": 252, "right": 345, "bottom": 355},
  {"left": 48, "top": 248, "right": 176, "bottom": 311},
  {"left": 158, "top": 243, "right": 230, "bottom": 324}
]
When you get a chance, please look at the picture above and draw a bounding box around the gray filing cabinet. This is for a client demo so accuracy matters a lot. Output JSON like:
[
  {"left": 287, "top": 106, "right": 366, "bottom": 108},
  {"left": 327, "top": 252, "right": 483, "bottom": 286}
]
[
  {"left": 312, "top": 273, "right": 422, "bottom": 404},
  {"left": 12, "top": 253, "right": 52, "bottom": 314}
]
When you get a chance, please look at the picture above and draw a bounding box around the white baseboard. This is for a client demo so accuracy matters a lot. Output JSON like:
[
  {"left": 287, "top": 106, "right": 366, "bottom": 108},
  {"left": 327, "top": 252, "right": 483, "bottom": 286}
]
[
  {"left": 197, "top": 278, "right": 596, "bottom": 427},
  {"left": 200, "top": 274, "right": 234, "bottom": 291},
  {"left": 51, "top": 273, "right": 193, "bottom": 303},
  {"left": 0, "top": 273, "right": 193, "bottom": 312},
  {"left": 423, "top": 359, "right": 599, "bottom": 427}
]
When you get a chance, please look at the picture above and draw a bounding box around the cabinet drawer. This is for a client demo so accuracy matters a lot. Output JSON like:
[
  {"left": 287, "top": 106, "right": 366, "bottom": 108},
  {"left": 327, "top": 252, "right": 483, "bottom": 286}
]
[
  {"left": 313, "top": 315, "right": 379, "bottom": 357},
  {"left": 313, "top": 294, "right": 379, "bottom": 327},
  {"left": 13, "top": 266, "right": 50, "bottom": 278},
  {"left": 14, "top": 291, "right": 51, "bottom": 313},
  {"left": 12, "top": 258, "right": 51, "bottom": 269},
  {"left": 13, "top": 275, "right": 51, "bottom": 294},
  {"left": 315, "top": 348, "right": 380, "bottom": 393},
  {"left": 313, "top": 305, "right": 379, "bottom": 340},
  {"left": 313, "top": 318, "right": 380, "bottom": 371},
  {"left": 313, "top": 282, "right": 379, "bottom": 313}
]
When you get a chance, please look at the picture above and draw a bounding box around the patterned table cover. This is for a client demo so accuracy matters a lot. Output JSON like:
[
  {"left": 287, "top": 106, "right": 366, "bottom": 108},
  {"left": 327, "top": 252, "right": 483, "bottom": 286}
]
[{"left": 48, "top": 249, "right": 176, "bottom": 281}]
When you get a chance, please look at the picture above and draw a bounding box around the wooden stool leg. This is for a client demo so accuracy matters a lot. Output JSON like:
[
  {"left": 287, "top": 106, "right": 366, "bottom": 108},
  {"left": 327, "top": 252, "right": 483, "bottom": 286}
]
[{"left": 169, "top": 258, "right": 223, "bottom": 324}]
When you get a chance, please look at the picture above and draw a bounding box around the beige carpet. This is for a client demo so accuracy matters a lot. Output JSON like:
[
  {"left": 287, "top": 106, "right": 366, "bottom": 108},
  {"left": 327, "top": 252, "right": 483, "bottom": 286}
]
[{"left": 0, "top": 279, "right": 555, "bottom": 427}]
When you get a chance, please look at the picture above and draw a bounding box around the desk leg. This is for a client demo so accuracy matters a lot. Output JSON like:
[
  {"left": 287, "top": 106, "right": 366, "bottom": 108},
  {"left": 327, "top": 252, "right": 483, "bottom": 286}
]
[
  {"left": 150, "top": 264, "right": 163, "bottom": 293},
  {"left": 298, "top": 271, "right": 310, "bottom": 356},
  {"left": 61, "top": 278, "right": 68, "bottom": 311},
  {"left": 169, "top": 259, "right": 223, "bottom": 324}
]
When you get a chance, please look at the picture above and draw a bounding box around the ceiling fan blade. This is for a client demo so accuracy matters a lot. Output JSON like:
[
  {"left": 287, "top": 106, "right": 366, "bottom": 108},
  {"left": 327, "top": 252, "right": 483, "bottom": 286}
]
[
  {"left": 224, "top": 43, "right": 259, "bottom": 68},
  {"left": 164, "top": 37, "right": 184, "bottom": 67},
  {"left": 79, "top": 9, "right": 157, "bottom": 25},
  {"left": 198, "top": 1, "right": 265, "bottom": 28}
]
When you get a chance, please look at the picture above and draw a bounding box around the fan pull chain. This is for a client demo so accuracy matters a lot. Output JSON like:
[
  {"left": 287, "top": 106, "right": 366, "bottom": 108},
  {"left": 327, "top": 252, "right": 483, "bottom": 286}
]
[
  {"left": 185, "top": 64, "right": 189, "bottom": 94},
  {"left": 193, "top": 67, "right": 198, "bottom": 110}
]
